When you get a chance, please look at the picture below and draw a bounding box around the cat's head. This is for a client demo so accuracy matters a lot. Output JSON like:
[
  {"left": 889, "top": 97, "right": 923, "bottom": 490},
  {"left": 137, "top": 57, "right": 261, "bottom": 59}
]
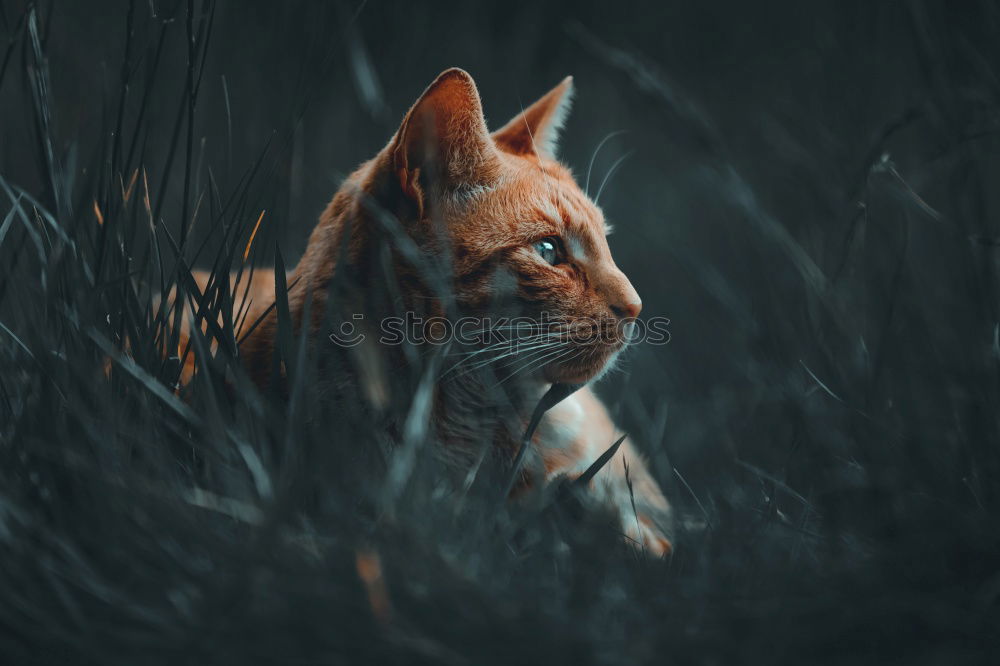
[{"left": 370, "top": 69, "right": 641, "bottom": 385}]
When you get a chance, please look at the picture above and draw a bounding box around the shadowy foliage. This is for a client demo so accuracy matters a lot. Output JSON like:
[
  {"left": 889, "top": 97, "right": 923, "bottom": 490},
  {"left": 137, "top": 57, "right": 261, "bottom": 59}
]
[{"left": 2, "top": 1, "right": 1000, "bottom": 663}]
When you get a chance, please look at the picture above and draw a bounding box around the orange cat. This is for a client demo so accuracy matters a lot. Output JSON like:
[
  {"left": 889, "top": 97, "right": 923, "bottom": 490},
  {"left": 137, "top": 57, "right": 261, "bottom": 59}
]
[{"left": 194, "top": 69, "right": 672, "bottom": 555}]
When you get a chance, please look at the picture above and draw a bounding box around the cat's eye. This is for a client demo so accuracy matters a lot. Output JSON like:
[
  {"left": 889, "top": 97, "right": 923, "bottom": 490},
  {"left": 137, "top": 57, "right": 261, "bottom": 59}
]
[{"left": 533, "top": 237, "right": 561, "bottom": 265}]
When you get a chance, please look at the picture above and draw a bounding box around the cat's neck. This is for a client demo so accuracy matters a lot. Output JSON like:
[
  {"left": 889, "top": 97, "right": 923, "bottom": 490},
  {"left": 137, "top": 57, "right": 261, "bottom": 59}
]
[{"left": 432, "top": 356, "right": 550, "bottom": 455}]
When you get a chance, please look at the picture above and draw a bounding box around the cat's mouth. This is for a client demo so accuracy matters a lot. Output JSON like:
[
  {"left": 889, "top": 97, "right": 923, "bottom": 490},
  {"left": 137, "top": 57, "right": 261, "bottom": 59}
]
[
  {"left": 530, "top": 318, "right": 634, "bottom": 383},
  {"left": 542, "top": 336, "right": 628, "bottom": 385},
  {"left": 481, "top": 317, "right": 633, "bottom": 385}
]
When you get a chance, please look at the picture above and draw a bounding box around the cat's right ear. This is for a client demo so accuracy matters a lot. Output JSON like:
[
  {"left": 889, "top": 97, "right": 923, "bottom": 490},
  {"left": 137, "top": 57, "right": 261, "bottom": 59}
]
[{"left": 388, "top": 68, "right": 500, "bottom": 217}]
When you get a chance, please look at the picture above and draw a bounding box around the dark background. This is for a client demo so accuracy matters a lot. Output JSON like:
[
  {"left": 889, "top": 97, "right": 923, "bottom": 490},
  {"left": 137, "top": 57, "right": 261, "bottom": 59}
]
[
  {"left": 3, "top": 0, "right": 1000, "bottom": 663},
  {"left": 9, "top": 0, "right": 999, "bottom": 480}
]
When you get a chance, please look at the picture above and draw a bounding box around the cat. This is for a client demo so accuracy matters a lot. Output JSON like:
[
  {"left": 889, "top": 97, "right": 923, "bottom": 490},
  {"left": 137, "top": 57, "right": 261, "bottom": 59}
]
[{"left": 194, "top": 69, "right": 672, "bottom": 555}]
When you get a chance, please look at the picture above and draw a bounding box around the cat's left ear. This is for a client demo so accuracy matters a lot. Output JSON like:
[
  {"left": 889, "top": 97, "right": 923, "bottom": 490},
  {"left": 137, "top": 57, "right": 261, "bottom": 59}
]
[
  {"left": 389, "top": 68, "right": 499, "bottom": 212},
  {"left": 492, "top": 76, "right": 574, "bottom": 159}
]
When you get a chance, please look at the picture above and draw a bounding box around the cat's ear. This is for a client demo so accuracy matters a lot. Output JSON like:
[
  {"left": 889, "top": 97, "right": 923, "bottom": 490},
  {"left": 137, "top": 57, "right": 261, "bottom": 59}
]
[
  {"left": 492, "top": 76, "right": 574, "bottom": 159},
  {"left": 390, "top": 68, "right": 499, "bottom": 211}
]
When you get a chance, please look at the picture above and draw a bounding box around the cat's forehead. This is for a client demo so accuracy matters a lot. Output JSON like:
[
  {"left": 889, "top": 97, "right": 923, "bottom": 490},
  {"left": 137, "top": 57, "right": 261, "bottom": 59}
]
[
  {"left": 446, "top": 156, "right": 610, "bottom": 252},
  {"left": 507, "top": 159, "right": 607, "bottom": 232}
]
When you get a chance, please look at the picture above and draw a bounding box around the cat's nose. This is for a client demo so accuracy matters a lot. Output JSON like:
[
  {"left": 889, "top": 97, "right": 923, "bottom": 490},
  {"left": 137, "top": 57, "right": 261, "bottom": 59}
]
[
  {"left": 610, "top": 298, "right": 642, "bottom": 320},
  {"left": 606, "top": 272, "right": 643, "bottom": 319}
]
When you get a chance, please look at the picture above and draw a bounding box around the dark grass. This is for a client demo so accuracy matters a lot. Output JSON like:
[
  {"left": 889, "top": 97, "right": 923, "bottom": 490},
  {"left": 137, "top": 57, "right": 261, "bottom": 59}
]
[{"left": 3, "top": 1, "right": 1000, "bottom": 663}]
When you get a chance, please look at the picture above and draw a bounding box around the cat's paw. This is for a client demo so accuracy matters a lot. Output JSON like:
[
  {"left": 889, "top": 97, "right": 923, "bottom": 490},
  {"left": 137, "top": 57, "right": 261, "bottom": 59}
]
[
  {"left": 622, "top": 512, "right": 673, "bottom": 557},
  {"left": 559, "top": 477, "right": 673, "bottom": 556}
]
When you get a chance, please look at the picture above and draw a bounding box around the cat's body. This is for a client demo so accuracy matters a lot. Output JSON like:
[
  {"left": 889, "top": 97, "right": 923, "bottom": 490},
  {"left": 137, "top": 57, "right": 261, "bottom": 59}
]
[{"left": 195, "top": 69, "right": 672, "bottom": 554}]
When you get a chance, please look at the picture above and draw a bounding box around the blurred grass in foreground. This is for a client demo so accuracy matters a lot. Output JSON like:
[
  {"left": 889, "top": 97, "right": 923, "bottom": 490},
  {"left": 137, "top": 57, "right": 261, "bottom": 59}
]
[{"left": 2, "top": 1, "right": 1000, "bottom": 664}]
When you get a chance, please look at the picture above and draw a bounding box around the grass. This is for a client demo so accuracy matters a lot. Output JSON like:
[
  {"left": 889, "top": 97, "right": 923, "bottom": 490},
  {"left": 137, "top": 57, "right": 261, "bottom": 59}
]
[{"left": 2, "top": 1, "right": 1000, "bottom": 664}]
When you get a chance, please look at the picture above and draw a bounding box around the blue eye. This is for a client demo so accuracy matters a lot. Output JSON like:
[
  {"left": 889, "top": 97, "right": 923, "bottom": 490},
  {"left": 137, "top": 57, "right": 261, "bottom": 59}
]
[{"left": 533, "top": 237, "right": 560, "bottom": 265}]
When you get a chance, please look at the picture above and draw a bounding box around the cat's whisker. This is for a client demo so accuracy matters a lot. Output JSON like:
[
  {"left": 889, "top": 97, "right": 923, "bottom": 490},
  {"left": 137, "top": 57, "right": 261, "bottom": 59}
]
[
  {"left": 585, "top": 130, "right": 626, "bottom": 197},
  {"left": 449, "top": 339, "right": 565, "bottom": 379},
  {"left": 450, "top": 322, "right": 575, "bottom": 336},
  {"left": 594, "top": 150, "right": 634, "bottom": 205},
  {"left": 499, "top": 343, "right": 577, "bottom": 384},
  {"left": 495, "top": 340, "right": 568, "bottom": 369},
  {"left": 507, "top": 346, "right": 586, "bottom": 385},
  {"left": 445, "top": 332, "right": 558, "bottom": 362},
  {"left": 494, "top": 349, "right": 570, "bottom": 387},
  {"left": 450, "top": 331, "right": 564, "bottom": 347},
  {"left": 441, "top": 335, "right": 566, "bottom": 378},
  {"left": 448, "top": 327, "right": 576, "bottom": 354}
]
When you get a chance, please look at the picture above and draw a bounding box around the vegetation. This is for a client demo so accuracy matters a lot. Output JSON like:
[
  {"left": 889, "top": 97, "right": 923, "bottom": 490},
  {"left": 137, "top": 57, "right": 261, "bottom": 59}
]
[{"left": 2, "top": 1, "right": 999, "bottom": 663}]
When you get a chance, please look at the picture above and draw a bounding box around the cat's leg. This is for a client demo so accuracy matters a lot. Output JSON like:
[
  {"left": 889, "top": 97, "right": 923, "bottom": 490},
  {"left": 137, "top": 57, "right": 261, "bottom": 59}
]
[
  {"left": 539, "top": 387, "right": 673, "bottom": 556},
  {"left": 589, "top": 437, "right": 673, "bottom": 556}
]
